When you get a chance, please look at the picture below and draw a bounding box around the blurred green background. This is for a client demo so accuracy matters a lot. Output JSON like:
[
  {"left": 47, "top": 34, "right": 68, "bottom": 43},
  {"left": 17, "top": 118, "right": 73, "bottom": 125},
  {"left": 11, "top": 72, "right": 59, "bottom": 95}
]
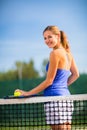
[
  {"left": 0, "top": 60, "right": 87, "bottom": 98},
  {"left": 0, "top": 0, "right": 87, "bottom": 98}
]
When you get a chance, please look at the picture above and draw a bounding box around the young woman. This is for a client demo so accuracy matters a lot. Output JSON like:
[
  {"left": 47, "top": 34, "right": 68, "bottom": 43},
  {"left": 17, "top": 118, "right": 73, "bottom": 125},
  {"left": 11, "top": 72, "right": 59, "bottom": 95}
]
[{"left": 15, "top": 26, "right": 79, "bottom": 130}]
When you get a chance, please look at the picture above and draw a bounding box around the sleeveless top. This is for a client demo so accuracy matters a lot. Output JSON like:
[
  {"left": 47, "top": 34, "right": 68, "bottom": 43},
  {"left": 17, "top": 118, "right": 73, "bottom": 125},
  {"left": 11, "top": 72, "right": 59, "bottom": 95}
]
[{"left": 43, "top": 62, "right": 71, "bottom": 96}]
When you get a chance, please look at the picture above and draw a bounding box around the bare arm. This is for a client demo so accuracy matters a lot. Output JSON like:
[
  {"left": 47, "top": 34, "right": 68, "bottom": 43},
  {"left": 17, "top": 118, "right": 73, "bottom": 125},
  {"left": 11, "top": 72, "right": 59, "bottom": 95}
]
[
  {"left": 67, "top": 57, "right": 79, "bottom": 86},
  {"left": 15, "top": 51, "right": 60, "bottom": 96}
]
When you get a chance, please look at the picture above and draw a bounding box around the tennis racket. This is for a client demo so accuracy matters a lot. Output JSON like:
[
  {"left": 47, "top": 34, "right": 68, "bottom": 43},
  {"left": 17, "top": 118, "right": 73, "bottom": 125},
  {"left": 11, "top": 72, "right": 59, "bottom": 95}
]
[{"left": 3, "top": 94, "right": 38, "bottom": 99}]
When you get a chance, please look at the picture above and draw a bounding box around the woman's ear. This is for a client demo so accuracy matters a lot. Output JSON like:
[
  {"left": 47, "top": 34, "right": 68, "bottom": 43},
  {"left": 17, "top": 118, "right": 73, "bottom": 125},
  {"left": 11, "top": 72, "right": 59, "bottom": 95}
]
[
  {"left": 58, "top": 33, "right": 60, "bottom": 38},
  {"left": 57, "top": 33, "right": 61, "bottom": 42}
]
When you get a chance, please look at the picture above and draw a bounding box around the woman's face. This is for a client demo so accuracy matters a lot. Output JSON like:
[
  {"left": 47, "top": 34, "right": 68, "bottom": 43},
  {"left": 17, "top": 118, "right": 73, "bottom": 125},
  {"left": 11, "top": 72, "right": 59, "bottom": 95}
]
[{"left": 43, "top": 30, "right": 60, "bottom": 49}]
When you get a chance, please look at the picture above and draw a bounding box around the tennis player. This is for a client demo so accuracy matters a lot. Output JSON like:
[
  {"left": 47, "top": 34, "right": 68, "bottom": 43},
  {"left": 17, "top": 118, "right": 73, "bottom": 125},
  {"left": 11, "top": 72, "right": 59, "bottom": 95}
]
[{"left": 15, "top": 26, "right": 79, "bottom": 130}]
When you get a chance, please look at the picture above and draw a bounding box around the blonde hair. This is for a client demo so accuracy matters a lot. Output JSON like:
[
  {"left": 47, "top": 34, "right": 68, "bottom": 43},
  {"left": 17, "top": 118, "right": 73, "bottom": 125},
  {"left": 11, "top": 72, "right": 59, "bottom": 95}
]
[{"left": 43, "top": 26, "right": 70, "bottom": 51}]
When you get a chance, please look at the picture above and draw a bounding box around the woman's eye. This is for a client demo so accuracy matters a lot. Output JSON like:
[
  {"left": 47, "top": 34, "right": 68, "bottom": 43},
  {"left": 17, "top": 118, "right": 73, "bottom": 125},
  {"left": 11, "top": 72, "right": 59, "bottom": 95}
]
[
  {"left": 44, "top": 35, "right": 52, "bottom": 40},
  {"left": 48, "top": 36, "right": 52, "bottom": 38},
  {"left": 44, "top": 37, "right": 46, "bottom": 40}
]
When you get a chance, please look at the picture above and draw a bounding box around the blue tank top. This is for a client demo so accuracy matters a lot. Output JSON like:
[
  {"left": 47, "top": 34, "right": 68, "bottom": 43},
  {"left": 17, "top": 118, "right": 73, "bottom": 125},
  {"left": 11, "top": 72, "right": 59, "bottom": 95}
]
[{"left": 44, "top": 62, "right": 71, "bottom": 96}]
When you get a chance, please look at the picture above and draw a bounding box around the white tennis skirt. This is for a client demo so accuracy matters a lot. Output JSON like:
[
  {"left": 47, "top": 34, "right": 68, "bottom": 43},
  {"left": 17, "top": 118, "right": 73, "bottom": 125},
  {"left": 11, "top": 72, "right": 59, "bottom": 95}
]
[{"left": 44, "top": 101, "right": 74, "bottom": 124}]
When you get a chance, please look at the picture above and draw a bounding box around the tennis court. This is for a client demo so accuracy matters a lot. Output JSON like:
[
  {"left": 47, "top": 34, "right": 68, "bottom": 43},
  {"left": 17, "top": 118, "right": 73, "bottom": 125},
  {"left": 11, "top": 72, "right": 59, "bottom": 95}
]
[{"left": 0, "top": 94, "right": 87, "bottom": 130}]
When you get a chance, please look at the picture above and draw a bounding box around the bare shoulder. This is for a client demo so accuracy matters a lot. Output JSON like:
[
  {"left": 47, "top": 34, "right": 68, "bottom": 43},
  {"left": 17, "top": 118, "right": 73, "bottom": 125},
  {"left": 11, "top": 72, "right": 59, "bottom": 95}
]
[
  {"left": 50, "top": 49, "right": 62, "bottom": 56},
  {"left": 50, "top": 49, "right": 61, "bottom": 61}
]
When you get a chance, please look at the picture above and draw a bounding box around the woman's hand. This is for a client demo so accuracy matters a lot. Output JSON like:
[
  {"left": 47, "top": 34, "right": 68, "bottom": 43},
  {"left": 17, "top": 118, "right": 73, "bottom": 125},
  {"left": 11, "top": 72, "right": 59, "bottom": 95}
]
[{"left": 14, "top": 89, "right": 29, "bottom": 96}]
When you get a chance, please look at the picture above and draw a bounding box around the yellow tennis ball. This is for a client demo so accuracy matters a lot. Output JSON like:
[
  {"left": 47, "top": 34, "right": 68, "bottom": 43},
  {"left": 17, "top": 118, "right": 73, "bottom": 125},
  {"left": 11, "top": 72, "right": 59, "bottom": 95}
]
[{"left": 14, "top": 91, "right": 21, "bottom": 96}]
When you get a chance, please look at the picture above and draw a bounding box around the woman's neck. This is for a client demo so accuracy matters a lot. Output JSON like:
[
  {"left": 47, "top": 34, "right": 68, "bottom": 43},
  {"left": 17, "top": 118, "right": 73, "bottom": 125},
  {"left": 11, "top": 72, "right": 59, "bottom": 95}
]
[{"left": 53, "top": 44, "right": 63, "bottom": 50}]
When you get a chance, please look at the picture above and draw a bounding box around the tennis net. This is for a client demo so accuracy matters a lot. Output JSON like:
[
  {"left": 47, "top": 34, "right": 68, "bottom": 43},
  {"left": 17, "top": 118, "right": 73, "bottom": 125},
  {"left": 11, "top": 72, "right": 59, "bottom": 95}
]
[{"left": 0, "top": 94, "right": 87, "bottom": 130}]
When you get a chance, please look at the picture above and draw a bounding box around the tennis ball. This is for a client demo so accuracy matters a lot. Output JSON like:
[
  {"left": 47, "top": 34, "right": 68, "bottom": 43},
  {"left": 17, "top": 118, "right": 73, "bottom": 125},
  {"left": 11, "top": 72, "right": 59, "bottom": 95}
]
[{"left": 14, "top": 91, "right": 21, "bottom": 96}]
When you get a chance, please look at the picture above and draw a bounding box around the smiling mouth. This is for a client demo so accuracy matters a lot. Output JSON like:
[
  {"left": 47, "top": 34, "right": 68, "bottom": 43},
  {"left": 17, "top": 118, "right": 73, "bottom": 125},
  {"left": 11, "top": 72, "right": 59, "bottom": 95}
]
[{"left": 47, "top": 42, "right": 52, "bottom": 46}]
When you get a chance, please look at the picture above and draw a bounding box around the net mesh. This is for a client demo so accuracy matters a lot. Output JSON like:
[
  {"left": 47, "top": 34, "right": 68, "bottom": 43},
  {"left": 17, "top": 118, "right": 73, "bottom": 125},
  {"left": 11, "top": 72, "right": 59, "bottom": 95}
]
[{"left": 0, "top": 94, "right": 87, "bottom": 130}]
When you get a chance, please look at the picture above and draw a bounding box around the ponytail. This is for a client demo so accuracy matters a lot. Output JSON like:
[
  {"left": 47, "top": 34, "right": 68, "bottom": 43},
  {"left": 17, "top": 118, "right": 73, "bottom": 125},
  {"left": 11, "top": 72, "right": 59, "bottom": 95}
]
[{"left": 60, "top": 31, "right": 70, "bottom": 52}]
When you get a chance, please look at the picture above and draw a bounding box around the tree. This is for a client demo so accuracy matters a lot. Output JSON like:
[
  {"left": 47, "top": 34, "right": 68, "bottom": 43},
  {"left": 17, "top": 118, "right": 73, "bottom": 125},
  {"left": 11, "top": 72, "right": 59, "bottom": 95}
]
[
  {"left": 21, "top": 59, "right": 39, "bottom": 79},
  {"left": 0, "top": 59, "right": 39, "bottom": 81}
]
